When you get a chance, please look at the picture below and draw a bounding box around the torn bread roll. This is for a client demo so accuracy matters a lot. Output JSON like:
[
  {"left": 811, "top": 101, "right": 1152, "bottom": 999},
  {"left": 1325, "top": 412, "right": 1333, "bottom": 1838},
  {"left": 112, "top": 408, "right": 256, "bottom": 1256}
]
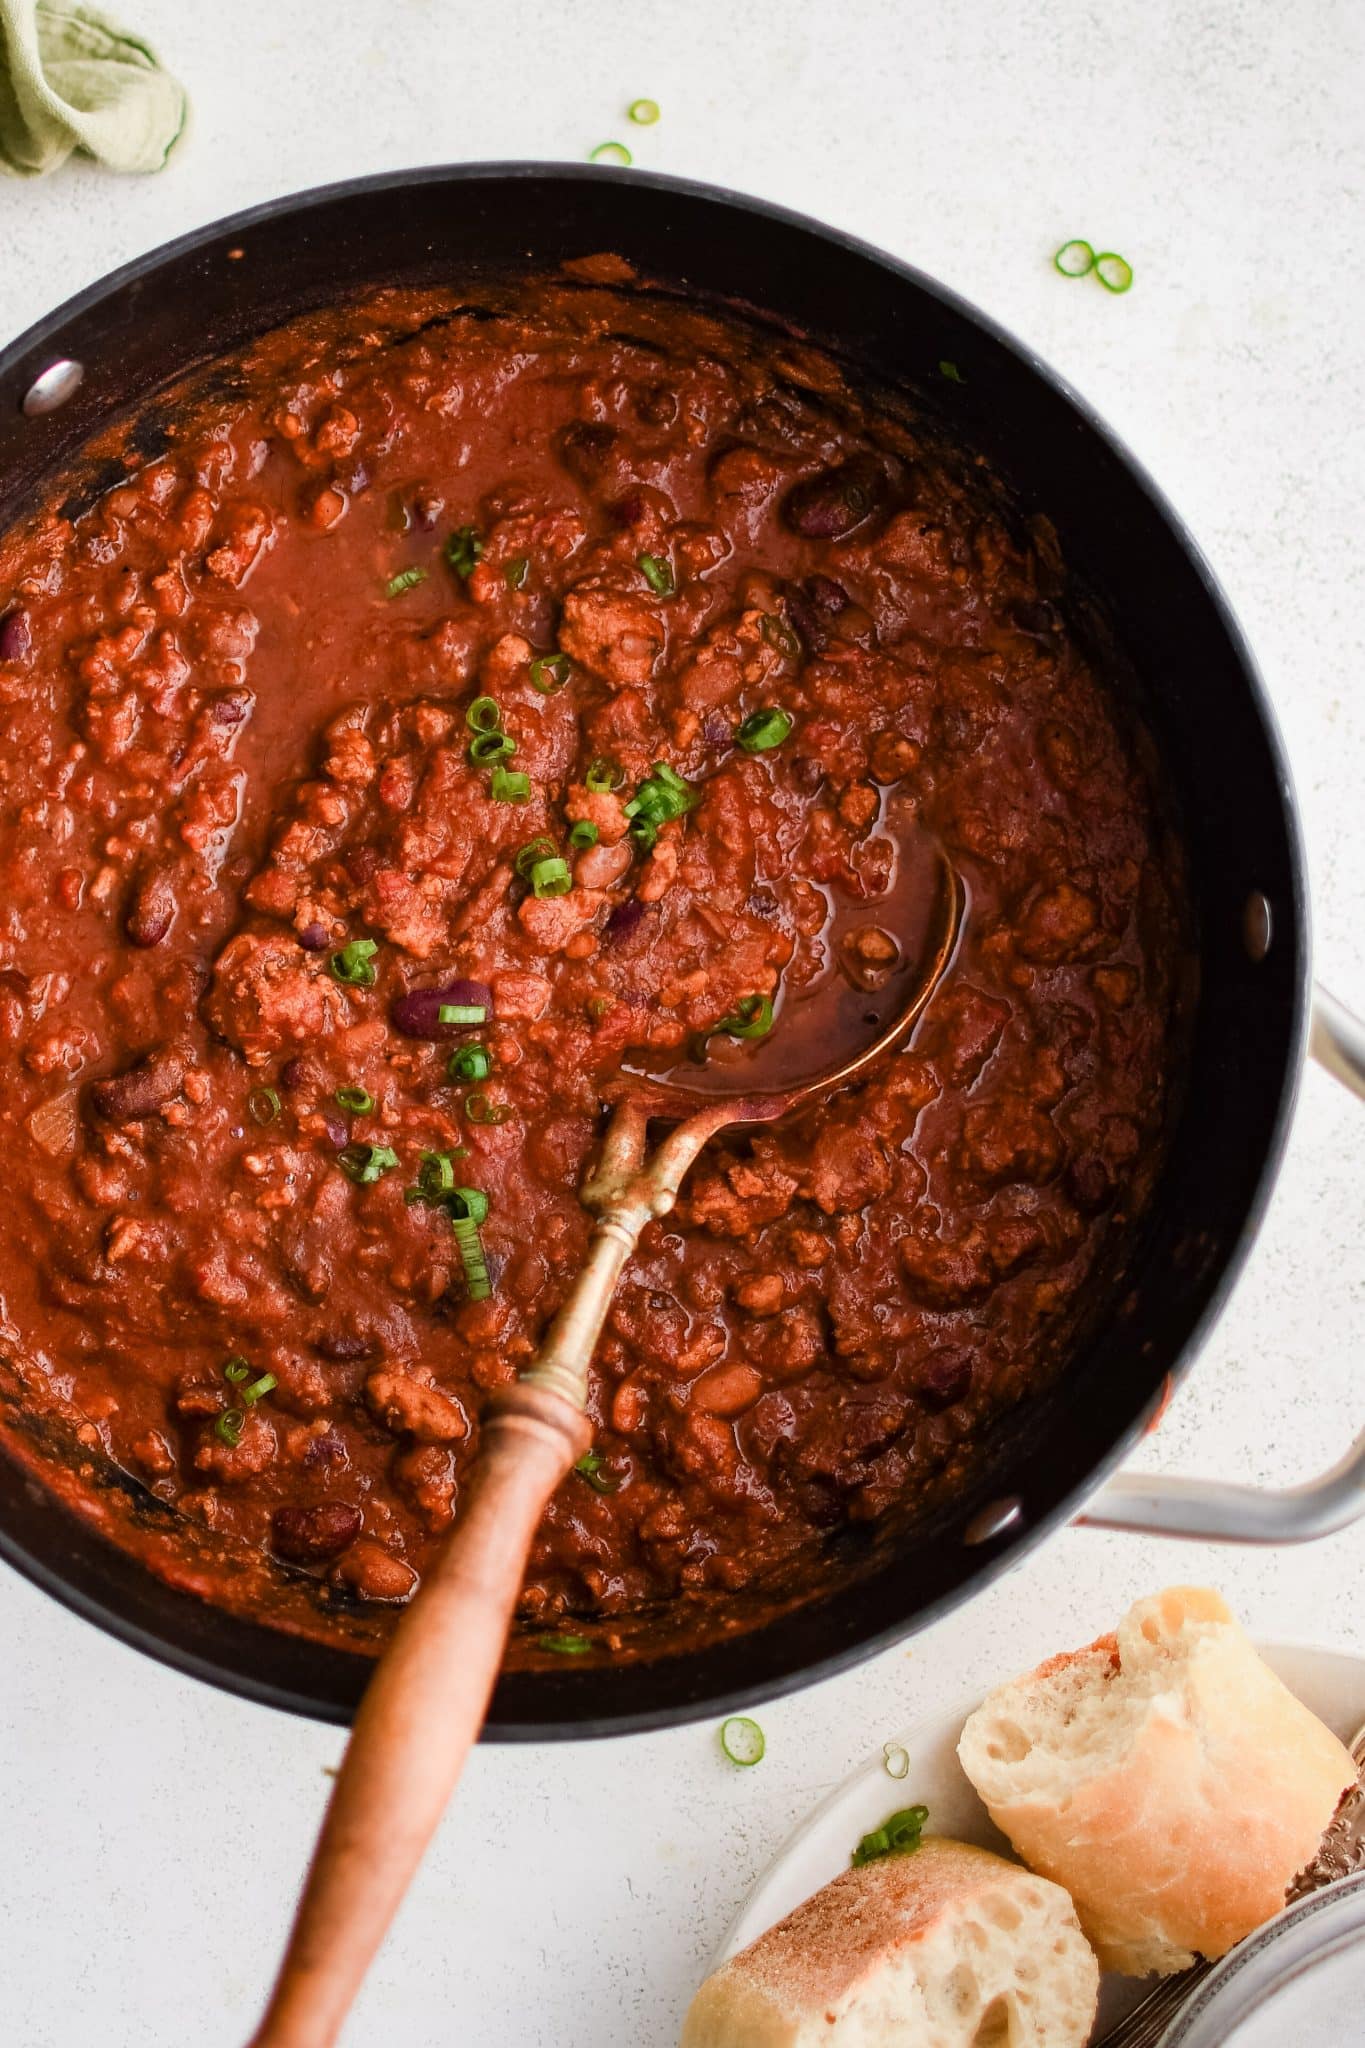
[
  {"left": 680, "top": 1838, "right": 1098, "bottom": 2047},
  {"left": 958, "top": 1586, "right": 1357, "bottom": 1975}
]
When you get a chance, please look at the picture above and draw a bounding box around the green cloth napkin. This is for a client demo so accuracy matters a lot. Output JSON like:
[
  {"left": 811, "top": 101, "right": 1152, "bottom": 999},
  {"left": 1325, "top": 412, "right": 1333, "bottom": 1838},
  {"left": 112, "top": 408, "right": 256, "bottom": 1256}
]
[{"left": 0, "top": 0, "right": 185, "bottom": 176}]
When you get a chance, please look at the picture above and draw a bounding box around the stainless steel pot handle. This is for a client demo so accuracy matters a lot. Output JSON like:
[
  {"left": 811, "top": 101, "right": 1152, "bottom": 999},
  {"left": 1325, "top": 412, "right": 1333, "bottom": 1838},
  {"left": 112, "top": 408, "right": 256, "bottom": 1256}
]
[{"left": 1081, "top": 985, "right": 1365, "bottom": 1543}]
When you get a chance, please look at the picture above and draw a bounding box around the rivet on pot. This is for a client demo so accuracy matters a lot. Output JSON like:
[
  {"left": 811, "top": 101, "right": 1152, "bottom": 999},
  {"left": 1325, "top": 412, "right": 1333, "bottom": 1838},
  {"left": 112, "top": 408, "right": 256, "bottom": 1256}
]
[
  {"left": 963, "top": 1494, "right": 1025, "bottom": 1546},
  {"left": 22, "top": 359, "right": 84, "bottom": 417},
  {"left": 1242, "top": 890, "right": 1273, "bottom": 963}
]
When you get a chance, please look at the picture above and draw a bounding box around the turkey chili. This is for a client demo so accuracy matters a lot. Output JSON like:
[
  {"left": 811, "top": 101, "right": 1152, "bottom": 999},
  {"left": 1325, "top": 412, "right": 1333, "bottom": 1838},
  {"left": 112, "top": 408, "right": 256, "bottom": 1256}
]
[{"left": 0, "top": 277, "right": 1187, "bottom": 1658}]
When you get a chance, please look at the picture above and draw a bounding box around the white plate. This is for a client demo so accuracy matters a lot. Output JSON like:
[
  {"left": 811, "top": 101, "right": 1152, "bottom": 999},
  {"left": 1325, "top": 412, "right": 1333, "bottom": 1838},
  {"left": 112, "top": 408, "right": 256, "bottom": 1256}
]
[{"left": 717, "top": 1642, "right": 1365, "bottom": 2043}]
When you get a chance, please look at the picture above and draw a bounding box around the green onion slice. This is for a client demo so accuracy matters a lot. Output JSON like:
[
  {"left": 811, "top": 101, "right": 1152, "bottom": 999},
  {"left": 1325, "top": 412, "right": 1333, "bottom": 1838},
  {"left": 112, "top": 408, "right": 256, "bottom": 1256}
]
[
  {"left": 451, "top": 1211, "right": 492, "bottom": 1299},
  {"left": 737, "top": 707, "right": 794, "bottom": 753},
  {"left": 505, "top": 556, "right": 530, "bottom": 591},
  {"left": 215, "top": 1408, "right": 244, "bottom": 1447},
  {"left": 719, "top": 1716, "right": 766, "bottom": 1766},
  {"left": 637, "top": 552, "right": 674, "bottom": 596},
  {"left": 938, "top": 360, "right": 965, "bottom": 384},
  {"left": 247, "top": 1085, "right": 281, "bottom": 1126},
  {"left": 417, "top": 1150, "right": 457, "bottom": 1198},
  {"left": 464, "top": 1091, "right": 509, "bottom": 1126},
  {"left": 437, "top": 1003, "right": 487, "bottom": 1026},
  {"left": 337, "top": 1141, "right": 400, "bottom": 1185},
  {"left": 588, "top": 141, "right": 632, "bottom": 166},
  {"left": 445, "top": 525, "right": 483, "bottom": 578},
  {"left": 328, "top": 938, "right": 378, "bottom": 987},
  {"left": 335, "top": 1085, "right": 373, "bottom": 1115},
  {"left": 385, "top": 566, "right": 427, "bottom": 598},
  {"left": 242, "top": 1371, "right": 277, "bottom": 1406},
  {"left": 585, "top": 756, "right": 625, "bottom": 793},
  {"left": 490, "top": 765, "right": 531, "bottom": 803},
  {"left": 574, "top": 1449, "right": 621, "bottom": 1495},
  {"left": 530, "top": 856, "right": 571, "bottom": 899},
  {"left": 515, "top": 835, "right": 559, "bottom": 880},
  {"left": 1094, "top": 249, "right": 1134, "bottom": 293},
  {"left": 448, "top": 1185, "right": 490, "bottom": 1225},
  {"left": 851, "top": 1803, "right": 929, "bottom": 1868},
  {"left": 1054, "top": 237, "right": 1096, "bottom": 278},
  {"left": 469, "top": 728, "right": 516, "bottom": 764},
  {"left": 223, "top": 1357, "right": 251, "bottom": 1385},
  {"left": 713, "top": 993, "right": 774, "bottom": 1041},
  {"left": 760, "top": 612, "right": 802, "bottom": 661},
  {"left": 568, "top": 820, "right": 599, "bottom": 850},
  {"left": 883, "top": 1741, "right": 911, "bottom": 1781},
  {"left": 625, "top": 760, "right": 698, "bottom": 833},
  {"left": 466, "top": 695, "right": 502, "bottom": 734},
  {"left": 448, "top": 1043, "right": 491, "bottom": 1083},
  {"left": 528, "top": 652, "right": 571, "bottom": 694},
  {"left": 536, "top": 1631, "right": 593, "bottom": 1654},
  {"left": 628, "top": 98, "right": 660, "bottom": 125}
]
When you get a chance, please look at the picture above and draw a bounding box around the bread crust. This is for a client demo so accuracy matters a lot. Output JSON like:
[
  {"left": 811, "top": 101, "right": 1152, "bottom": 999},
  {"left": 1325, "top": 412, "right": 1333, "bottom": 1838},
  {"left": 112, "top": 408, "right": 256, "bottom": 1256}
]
[
  {"left": 957, "top": 1586, "right": 1357, "bottom": 1974},
  {"left": 681, "top": 1838, "right": 1098, "bottom": 2046}
]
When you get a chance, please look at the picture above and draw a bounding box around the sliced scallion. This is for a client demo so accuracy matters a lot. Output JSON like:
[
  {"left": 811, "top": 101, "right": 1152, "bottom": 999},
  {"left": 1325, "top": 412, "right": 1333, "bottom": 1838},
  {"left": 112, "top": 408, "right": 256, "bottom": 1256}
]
[
  {"left": 451, "top": 1211, "right": 491, "bottom": 1299},
  {"left": 223, "top": 1358, "right": 251, "bottom": 1385},
  {"left": 215, "top": 1409, "right": 244, "bottom": 1447},
  {"left": 719, "top": 1716, "right": 765, "bottom": 1766},
  {"left": 242, "top": 1372, "right": 277, "bottom": 1406},
  {"left": 505, "top": 556, "right": 529, "bottom": 591},
  {"left": 537, "top": 1631, "right": 593, "bottom": 1654},
  {"left": 448, "top": 1185, "right": 490, "bottom": 1225},
  {"left": 574, "top": 1449, "right": 620, "bottom": 1496},
  {"left": 417, "top": 1150, "right": 457, "bottom": 1198},
  {"left": 466, "top": 695, "right": 502, "bottom": 734},
  {"left": 760, "top": 612, "right": 801, "bottom": 661},
  {"left": 437, "top": 1003, "right": 487, "bottom": 1026},
  {"left": 247, "top": 1085, "right": 281, "bottom": 1125},
  {"left": 490, "top": 765, "right": 531, "bottom": 803},
  {"left": 1094, "top": 249, "right": 1134, "bottom": 293},
  {"left": 568, "top": 820, "right": 599, "bottom": 850},
  {"left": 464, "top": 1091, "right": 509, "bottom": 1125},
  {"left": 386, "top": 566, "right": 427, "bottom": 598},
  {"left": 588, "top": 141, "right": 632, "bottom": 166},
  {"left": 736, "top": 707, "right": 793, "bottom": 753},
  {"left": 1053, "top": 237, "right": 1096, "bottom": 278},
  {"left": 851, "top": 1803, "right": 928, "bottom": 1868},
  {"left": 329, "top": 938, "right": 378, "bottom": 987},
  {"left": 529, "top": 652, "right": 571, "bottom": 695},
  {"left": 628, "top": 98, "right": 660, "bottom": 125},
  {"left": 448, "top": 1043, "right": 491, "bottom": 1083},
  {"left": 938, "top": 360, "right": 965, "bottom": 384},
  {"left": 445, "top": 525, "right": 483, "bottom": 578},
  {"left": 515, "top": 835, "right": 558, "bottom": 880},
  {"left": 883, "top": 1741, "right": 911, "bottom": 1781},
  {"left": 530, "top": 856, "right": 571, "bottom": 899},
  {"left": 713, "top": 993, "right": 774, "bottom": 1040},
  {"left": 469, "top": 728, "right": 516, "bottom": 765},
  {"left": 335, "top": 1085, "right": 373, "bottom": 1115},
  {"left": 585, "top": 756, "right": 624, "bottom": 793},
  {"left": 637, "top": 552, "right": 674, "bottom": 596},
  {"left": 337, "top": 1141, "right": 400, "bottom": 1185}
]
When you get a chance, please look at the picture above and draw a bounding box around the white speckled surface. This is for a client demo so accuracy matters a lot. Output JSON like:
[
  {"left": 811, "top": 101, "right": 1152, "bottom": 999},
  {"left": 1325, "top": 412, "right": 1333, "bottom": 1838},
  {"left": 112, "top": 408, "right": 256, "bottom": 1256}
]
[{"left": 0, "top": 5, "right": 1362, "bottom": 2044}]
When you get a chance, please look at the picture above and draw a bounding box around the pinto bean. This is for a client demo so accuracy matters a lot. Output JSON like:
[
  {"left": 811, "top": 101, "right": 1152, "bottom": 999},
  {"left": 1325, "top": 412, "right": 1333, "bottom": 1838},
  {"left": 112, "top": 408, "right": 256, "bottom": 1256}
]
[{"left": 364, "top": 1370, "right": 468, "bottom": 1443}]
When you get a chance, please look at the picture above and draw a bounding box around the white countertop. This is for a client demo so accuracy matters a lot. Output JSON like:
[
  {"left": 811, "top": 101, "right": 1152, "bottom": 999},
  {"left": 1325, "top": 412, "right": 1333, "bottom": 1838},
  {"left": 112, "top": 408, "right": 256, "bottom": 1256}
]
[{"left": 1, "top": 4, "right": 1362, "bottom": 2043}]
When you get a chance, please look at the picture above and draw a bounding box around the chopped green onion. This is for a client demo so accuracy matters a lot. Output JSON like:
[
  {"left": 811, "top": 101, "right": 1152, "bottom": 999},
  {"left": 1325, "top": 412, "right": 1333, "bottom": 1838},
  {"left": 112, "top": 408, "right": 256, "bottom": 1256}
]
[
  {"left": 713, "top": 993, "right": 774, "bottom": 1040},
  {"left": 335, "top": 1085, "right": 373, "bottom": 1115},
  {"left": 737, "top": 707, "right": 794, "bottom": 753},
  {"left": 505, "top": 556, "right": 529, "bottom": 591},
  {"left": 242, "top": 1372, "right": 277, "bottom": 1406},
  {"left": 215, "top": 1408, "right": 244, "bottom": 1447},
  {"left": 515, "top": 835, "right": 559, "bottom": 880},
  {"left": 337, "top": 1141, "right": 400, "bottom": 1185},
  {"left": 445, "top": 525, "right": 483, "bottom": 578},
  {"left": 1054, "top": 237, "right": 1096, "bottom": 278},
  {"left": 585, "top": 756, "right": 624, "bottom": 793},
  {"left": 851, "top": 1804, "right": 929, "bottom": 1868},
  {"left": 437, "top": 1003, "right": 487, "bottom": 1026},
  {"left": 464, "top": 1091, "right": 509, "bottom": 1125},
  {"left": 490, "top": 765, "right": 531, "bottom": 803},
  {"left": 223, "top": 1357, "right": 251, "bottom": 1385},
  {"left": 630, "top": 816, "right": 659, "bottom": 851},
  {"left": 574, "top": 1449, "right": 620, "bottom": 1495},
  {"left": 247, "top": 1085, "right": 281, "bottom": 1125},
  {"left": 625, "top": 759, "right": 699, "bottom": 847},
  {"left": 417, "top": 1150, "right": 457, "bottom": 1198},
  {"left": 386, "top": 566, "right": 427, "bottom": 598},
  {"left": 628, "top": 98, "right": 660, "bottom": 125},
  {"left": 530, "top": 856, "right": 572, "bottom": 899},
  {"left": 588, "top": 141, "right": 632, "bottom": 166},
  {"left": 719, "top": 1716, "right": 766, "bottom": 1766},
  {"left": 329, "top": 938, "right": 378, "bottom": 987},
  {"left": 536, "top": 1631, "right": 592, "bottom": 1654},
  {"left": 466, "top": 695, "right": 502, "bottom": 734},
  {"left": 451, "top": 1211, "right": 491, "bottom": 1299},
  {"left": 760, "top": 612, "right": 802, "bottom": 661},
  {"left": 568, "top": 820, "right": 599, "bottom": 850},
  {"left": 448, "top": 1043, "right": 491, "bottom": 1083},
  {"left": 938, "top": 360, "right": 965, "bottom": 384},
  {"left": 448, "top": 1185, "right": 490, "bottom": 1225},
  {"left": 637, "top": 552, "right": 674, "bottom": 596},
  {"left": 528, "top": 652, "right": 571, "bottom": 694},
  {"left": 883, "top": 1741, "right": 911, "bottom": 1781},
  {"left": 469, "top": 728, "right": 516, "bottom": 764},
  {"left": 1094, "top": 250, "right": 1134, "bottom": 293}
]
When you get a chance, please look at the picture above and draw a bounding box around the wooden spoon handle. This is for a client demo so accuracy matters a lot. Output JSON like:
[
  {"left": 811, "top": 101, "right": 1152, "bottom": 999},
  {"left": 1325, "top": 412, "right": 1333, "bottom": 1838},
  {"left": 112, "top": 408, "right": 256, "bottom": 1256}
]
[{"left": 248, "top": 1382, "right": 590, "bottom": 2048}]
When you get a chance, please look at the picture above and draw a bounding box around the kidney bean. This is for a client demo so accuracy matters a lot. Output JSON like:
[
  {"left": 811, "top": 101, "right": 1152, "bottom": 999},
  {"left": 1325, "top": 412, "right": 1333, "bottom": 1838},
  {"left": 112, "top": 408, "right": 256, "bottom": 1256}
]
[
  {"left": 90, "top": 1051, "right": 186, "bottom": 1123},
  {"left": 602, "top": 899, "right": 646, "bottom": 946},
  {"left": 298, "top": 922, "right": 329, "bottom": 951},
  {"left": 807, "top": 573, "right": 850, "bottom": 612},
  {"left": 314, "top": 1329, "right": 376, "bottom": 1362},
  {"left": 270, "top": 1500, "right": 363, "bottom": 1564},
  {"left": 389, "top": 977, "right": 494, "bottom": 1040},
  {"left": 125, "top": 867, "right": 179, "bottom": 948},
  {"left": 0, "top": 609, "right": 32, "bottom": 661},
  {"left": 915, "top": 1347, "right": 974, "bottom": 1412},
  {"left": 278, "top": 1056, "right": 308, "bottom": 1091},
  {"left": 782, "top": 455, "right": 888, "bottom": 539},
  {"left": 557, "top": 420, "right": 617, "bottom": 487}
]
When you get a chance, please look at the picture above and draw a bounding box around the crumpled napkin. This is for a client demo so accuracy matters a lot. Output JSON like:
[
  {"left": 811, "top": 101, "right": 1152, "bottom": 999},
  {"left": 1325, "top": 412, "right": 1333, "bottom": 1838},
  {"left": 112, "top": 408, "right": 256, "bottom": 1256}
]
[{"left": 0, "top": 0, "right": 186, "bottom": 176}]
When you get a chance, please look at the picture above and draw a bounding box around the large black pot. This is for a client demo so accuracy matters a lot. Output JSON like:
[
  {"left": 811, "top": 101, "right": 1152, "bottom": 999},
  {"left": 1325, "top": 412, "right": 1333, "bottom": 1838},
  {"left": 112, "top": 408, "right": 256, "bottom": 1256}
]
[{"left": 0, "top": 165, "right": 1356, "bottom": 1737}]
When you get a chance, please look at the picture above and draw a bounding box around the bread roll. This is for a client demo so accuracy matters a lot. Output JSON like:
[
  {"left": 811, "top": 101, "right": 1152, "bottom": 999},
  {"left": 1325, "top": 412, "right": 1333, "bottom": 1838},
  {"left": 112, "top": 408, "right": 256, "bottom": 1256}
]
[
  {"left": 958, "top": 1586, "right": 1356, "bottom": 1975},
  {"left": 681, "top": 1838, "right": 1099, "bottom": 2047}
]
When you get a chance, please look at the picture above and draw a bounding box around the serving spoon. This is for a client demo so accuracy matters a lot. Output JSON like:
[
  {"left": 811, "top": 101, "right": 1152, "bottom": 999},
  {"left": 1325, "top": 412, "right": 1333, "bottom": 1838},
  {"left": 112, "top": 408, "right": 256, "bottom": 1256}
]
[{"left": 248, "top": 853, "right": 963, "bottom": 2048}]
